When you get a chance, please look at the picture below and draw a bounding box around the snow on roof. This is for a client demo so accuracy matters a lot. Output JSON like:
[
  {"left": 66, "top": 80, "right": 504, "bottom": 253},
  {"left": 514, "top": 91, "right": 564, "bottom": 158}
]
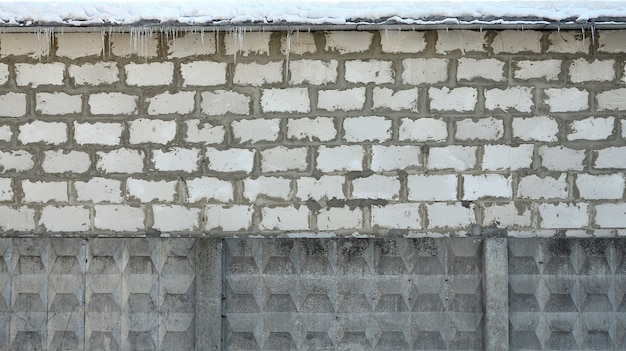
[{"left": 1, "top": 0, "right": 626, "bottom": 29}]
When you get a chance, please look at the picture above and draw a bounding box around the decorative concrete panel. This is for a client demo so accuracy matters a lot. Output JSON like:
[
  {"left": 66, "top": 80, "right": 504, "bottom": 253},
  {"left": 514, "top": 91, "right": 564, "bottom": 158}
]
[
  {"left": 223, "top": 238, "right": 484, "bottom": 350},
  {"left": 509, "top": 239, "right": 626, "bottom": 350}
]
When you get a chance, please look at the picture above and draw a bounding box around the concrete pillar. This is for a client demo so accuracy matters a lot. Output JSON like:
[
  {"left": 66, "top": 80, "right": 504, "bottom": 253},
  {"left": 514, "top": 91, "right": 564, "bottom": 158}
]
[{"left": 483, "top": 237, "right": 509, "bottom": 350}]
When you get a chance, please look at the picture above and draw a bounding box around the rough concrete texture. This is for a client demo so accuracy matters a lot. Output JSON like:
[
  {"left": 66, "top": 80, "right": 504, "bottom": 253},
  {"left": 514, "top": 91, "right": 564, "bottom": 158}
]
[
  {"left": 0, "top": 237, "right": 624, "bottom": 350},
  {"left": 0, "top": 29, "right": 623, "bottom": 237}
]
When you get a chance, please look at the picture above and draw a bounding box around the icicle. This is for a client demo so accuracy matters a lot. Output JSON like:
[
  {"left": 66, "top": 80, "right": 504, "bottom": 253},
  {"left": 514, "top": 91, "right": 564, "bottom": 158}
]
[
  {"left": 591, "top": 24, "right": 596, "bottom": 45},
  {"left": 285, "top": 29, "right": 292, "bottom": 79},
  {"left": 101, "top": 27, "right": 106, "bottom": 59},
  {"left": 557, "top": 24, "right": 560, "bottom": 34},
  {"left": 383, "top": 25, "right": 389, "bottom": 46},
  {"left": 445, "top": 25, "right": 448, "bottom": 33},
  {"left": 581, "top": 26, "right": 585, "bottom": 48},
  {"left": 200, "top": 27, "right": 205, "bottom": 47}
]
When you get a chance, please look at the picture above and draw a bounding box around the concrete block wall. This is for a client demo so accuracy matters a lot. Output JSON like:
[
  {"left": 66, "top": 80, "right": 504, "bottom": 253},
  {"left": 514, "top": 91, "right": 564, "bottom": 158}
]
[{"left": 0, "top": 29, "right": 625, "bottom": 237}]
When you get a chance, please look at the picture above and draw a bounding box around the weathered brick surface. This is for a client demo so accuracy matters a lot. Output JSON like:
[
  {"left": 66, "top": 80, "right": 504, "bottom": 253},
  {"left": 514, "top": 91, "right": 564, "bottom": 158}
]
[{"left": 0, "top": 29, "right": 623, "bottom": 238}]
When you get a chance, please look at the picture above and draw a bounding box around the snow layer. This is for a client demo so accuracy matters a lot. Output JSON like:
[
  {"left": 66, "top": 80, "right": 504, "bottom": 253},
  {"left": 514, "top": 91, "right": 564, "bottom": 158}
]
[{"left": 0, "top": 0, "right": 625, "bottom": 27}]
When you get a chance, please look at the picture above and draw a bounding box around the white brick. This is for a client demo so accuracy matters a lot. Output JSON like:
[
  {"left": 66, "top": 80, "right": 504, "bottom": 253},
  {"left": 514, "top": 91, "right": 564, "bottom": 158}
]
[
  {"left": 205, "top": 205, "right": 253, "bottom": 231},
  {"left": 485, "top": 87, "right": 533, "bottom": 113},
  {"left": 56, "top": 33, "right": 103, "bottom": 58},
  {"left": 352, "top": 175, "right": 399, "bottom": 200},
  {"left": 436, "top": 30, "right": 486, "bottom": 54},
  {"left": 40, "top": 206, "right": 90, "bottom": 232},
  {"left": 281, "top": 32, "right": 316, "bottom": 55},
  {"left": 153, "top": 147, "right": 200, "bottom": 172},
  {"left": 232, "top": 119, "right": 280, "bottom": 143},
  {"left": 538, "top": 203, "right": 588, "bottom": 228},
  {"left": 0, "top": 206, "right": 35, "bottom": 231},
  {"left": 402, "top": 59, "right": 449, "bottom": 85},
  {"left": 595, "top": 147, "right": 626, "bottom": 169},
  {"left": 96, "top": 148, "right": 145, "bottom": 174},
  {"left": 167, "top": 32, "right": 217, "bottom": 58},
  {"left": 185, "top": 120, "right": 225, "bottom": 144},
  {"left": 455, "top": 117, "right": 503, "bottom": 141},
  {"left": 597, "top": 88, "right": 626, "bottom": 111},
  {"left": 186, "top": 177, "right": 233, "bottom": 203},
  {"left": 94, "top": 205, "right": 144, "bottom": 231},
  {"left": 548, "top": 31, "right": 588, "bottom": 53},
  {"left": 206, "top": 148, "right": 255, "bottom": 173},
  {"left": 492, "top": 30, "right": 542, "bottom": 53},
  {"left": 289, "top": 60, "right": 338, "bottom": 85},
  {"left": 570, "top": 59, "right": 615, "bottom": 82},
  {"left": 224, "top": 32, "right": 271, "bottom": 56},
  {"left": 0, "top": 125, "right": 10, "bottom": 142},
  {"left": 372, "top": 88, "right": 419, "bottom": 112},
  {"left": 261, "top": 146, "right": 308, "bottom": 172},
  {"left": 518, "top": 174, "right": 568, "bottom": 199},
  {"left": 595, "top": 203, "right": 626, "bottom": 228},
  {"left": 125, "top": 62, "right": 173, "bottom": 86},
  {"left": 23, "top": 180, "right": 67, "bottom": 202},
  {"left": 75, "top": 178, "right": 123, "bottom": 203},
  {"left": 316, "top": 145, "right": 364, "bottom": 172},
  {"left": 577, "top": 174, "right": 624, "bottom": 200},
  {"left": 201, "top": 91, "right": 250, "bottom": 115},
  {"left": 539, "top": 146, "right": 585, "bottom": 171},
  {"left": 0, "top": 64, "right": 8, "bottom": 85},
  {"left": 110, "top": 33, "right": 158, "bottom": 57},
  {"left": 324, "top": 31, "right": 373, "bottom": 53},
  {"left": 318, "top": 88, "right": 365, "bottom": 111},
  {"left": 42, "top": 150, "right": 90, "bottom": 174},
  {"left": 568, "top": 117, "right": 614, "bottom": 141},
  {"left": 483, "top": 203, "right": 532, "bottom": 228},
  {"left": 153, "top": 205, "right": 201, "bottom": 231},
  {"left": 181, "top": 61, "right": 226, "bottom": 86},
  {"left": 457, "top": 58, "right": 505, "bottom": 81},
  {"left": 407, "top": 175, "right": 457, "bottom": 201},
  {"left": 129, "top": 118, "right": 176, "bottom": 144},
  {"left": 317, "top": 207, "right": 363, "bottom": 231},
  {"left": 18, "top": 121, "right": 67, "bottom": 145},
  {"left": 74, "top": 122, "right": 123, "bottom": 146},
  {"left": 35, "top": 92, "right": 81, "bottom": 115},
  {"left": 0, "top": 33, "right": 49, "bottom": 58},
  {"left": 345, "top": 60, "right": 393, "bottom": 84},
  {"left": 147, "top": 91, "right": 195, "bottom": 115},
  {"left": 429, "top": 87, "right": 477, "bottom": 112},
  {"left": 371, "top": 145, "right": 420, "bottom": 172},
  {"left": 598, "top": 30, "right": 626, "bottom": 53},
  {"left": 545, "top": 88, "right": 589, "bottom": 112},
  {"left": 427, "top": 203, "right": 474, "bottom": 229},
  {"left": 287, "top": 117, "right": 336, "bottom": 141},
  {"left": 69, "top": 62, "right": 119, "bottom": 85},
  {"left": 234, "top": 62, "right": 283, "bottom": 85},
  {"left": 399, "top": 118, "right": 447, "bottom": 142},
  {"left": 0, "top": 178, "right": 11, "bottom": 201},
  {"left": 343, "top": 116, "right": 391, "bottom": 142},
  {"left": 512, "top": 116, "right": 558, "bottom": 142},
  {"left": 297, "top": 176, "right": 345, "bottom": 200},
  {"left": 89, "top": 93, "right": 137, "bottom": 115},
  {"left": 428, "top": 146, "right": 476, "bottom": 171},
  {"left": 127, "top": 179, "right": 177, "bottom": 202},
  {"left": 381, "top": 31, "right": 426, "bottom": 53},
  {"left": 261, "top": 88, "right": 310, "bottom": 113},
  {"left": 15, "top": 63, "right": 64, "bottom": 87},
  {"left": 260, "top": 206, "right": 309, "bottom": 231},
  {"left": 463, "top": 174, "right": 512, "bottom": 200},
  {"left": 0, "top": 151, "right": 34, "bottom": 172},
  {"left": 244, "top": 176, "right": 291, "bottom": 201},
  {"left": 514, "top": 60, "right": 561, "bottom": 80},
  {"left": 0, "top": 93, "right": 26, "bottom": 117},
  {"left": 372, "top": 203, "right": 421, "bottom": 229},
  {"left": 483, "top": 144, "right": 534, "bottom": 171}
]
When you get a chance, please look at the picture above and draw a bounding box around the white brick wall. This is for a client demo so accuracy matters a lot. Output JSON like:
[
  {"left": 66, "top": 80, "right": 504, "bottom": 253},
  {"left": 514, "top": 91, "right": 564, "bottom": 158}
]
[
  {"left": 289, "top": 60, "right": 338, "bottom": 85},
  {"left": 69, "top": 62, "right": 119, "bottom": 85},
  {"left": 318, "top": 88, "right": 365, "bottom": 111},
  {"left": 181, "top": 62, "right": 226, "bottom": 86},
  {"left": 0, "top": 29, "right": 624, "bottom": 236}
]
